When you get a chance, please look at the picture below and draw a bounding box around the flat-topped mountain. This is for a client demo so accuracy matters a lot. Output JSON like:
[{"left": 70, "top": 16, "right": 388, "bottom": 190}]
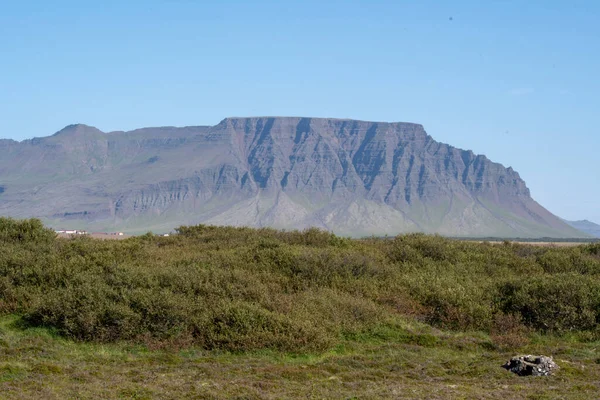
[{"left": 0, "top": 117, "right": 586, "bottom": 237}]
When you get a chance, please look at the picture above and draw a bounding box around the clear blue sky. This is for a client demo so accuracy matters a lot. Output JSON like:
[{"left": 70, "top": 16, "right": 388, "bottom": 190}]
[{"left": 1, "top": 0, "right": 598, "bottom": 222}]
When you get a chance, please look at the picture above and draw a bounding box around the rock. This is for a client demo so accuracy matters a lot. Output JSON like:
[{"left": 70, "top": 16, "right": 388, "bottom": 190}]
[{"left": 502, "top": 355, "right": 559, "bottom": 376}]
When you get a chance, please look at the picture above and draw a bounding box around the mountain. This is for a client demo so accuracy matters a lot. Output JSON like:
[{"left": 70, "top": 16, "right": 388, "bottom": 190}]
[
  {"left": 0, "top": 117, "right": 586, "bottom": 237},
  {"left": 564, "top": 220, "right": 600, "bottom": 238}
]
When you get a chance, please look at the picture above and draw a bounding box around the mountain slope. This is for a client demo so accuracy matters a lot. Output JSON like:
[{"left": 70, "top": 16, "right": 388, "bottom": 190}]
[
  {"left": 0, "top": 117, "right": 585, "bottom": 237},
  {"left": 564, "top": 220, "right": 600, "bottom": 238}
]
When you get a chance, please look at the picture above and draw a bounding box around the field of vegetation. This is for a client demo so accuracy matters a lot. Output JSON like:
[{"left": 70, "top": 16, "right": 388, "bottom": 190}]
[{"left": 1, "top": 217, "right": 600, "bottom": 399}]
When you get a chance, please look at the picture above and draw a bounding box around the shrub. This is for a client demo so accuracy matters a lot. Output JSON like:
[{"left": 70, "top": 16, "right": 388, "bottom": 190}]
[
  {"left": 490, "top": 313, "right": 530, "bottom": 350},
  {"left": 194, "top": 301, "right": 333, "bottom": 352},
  {"left": 585, "top": 242, "right": 600, "bottom": 257},
  {"left": 388, "top": 234, "right": 458, "bottom": 263},
  {"left": 498, "top": 275, "right": 600, "bottom": 332},
  {"left": 0, "top": 217, "right": 56, "bottom": 245},
  {"left": 0, "top": 219, "right": 599, "bottom": 351}
]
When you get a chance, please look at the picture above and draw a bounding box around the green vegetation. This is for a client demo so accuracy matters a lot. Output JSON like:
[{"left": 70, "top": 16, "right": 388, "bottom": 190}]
[{"left": 1, "top": 217, "right": 600, "bottom": 398}]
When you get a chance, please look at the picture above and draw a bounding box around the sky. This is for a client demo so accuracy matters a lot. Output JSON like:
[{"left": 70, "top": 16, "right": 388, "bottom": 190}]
[{"left": 0, "top": 0, "right": 598, "bottom": 222}]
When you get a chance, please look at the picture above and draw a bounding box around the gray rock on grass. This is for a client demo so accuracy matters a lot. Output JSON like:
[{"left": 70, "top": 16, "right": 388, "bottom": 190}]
[{"left": 502, "top": 355, "right": 559, "bottom": 376}]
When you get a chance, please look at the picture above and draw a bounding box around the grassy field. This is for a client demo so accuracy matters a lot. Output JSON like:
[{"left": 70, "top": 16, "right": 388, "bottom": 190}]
[
  {"left": 2, "top": 314, "right": 600, "bottom": 399},
  {"left": 1, "top": 218, "right": 600, "bottom": 399}
]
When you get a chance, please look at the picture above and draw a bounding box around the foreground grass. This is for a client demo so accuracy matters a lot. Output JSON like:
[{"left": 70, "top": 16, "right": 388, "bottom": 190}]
[
  {"left": 1, "top": 314, "right": 599, "bottom": 399},
  {"left": 2, "top": 218, "right": 600, "bottom": 398}
]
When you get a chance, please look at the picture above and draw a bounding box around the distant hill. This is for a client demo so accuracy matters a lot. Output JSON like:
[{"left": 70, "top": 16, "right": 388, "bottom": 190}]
[
  {"left": 0, "top": 117, "right": 587, "bottom": 237},
  {"left": 564, "top": 220, "right": 600, "bottom": 238}
]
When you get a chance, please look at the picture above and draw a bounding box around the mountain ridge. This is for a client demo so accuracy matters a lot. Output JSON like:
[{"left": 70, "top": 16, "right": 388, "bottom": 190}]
[
  {"left": 0, "top": 117, "right": 587, "bottom": 237},
  {"left": 564, "top": 219, "right": 600, "bottom": 238}
]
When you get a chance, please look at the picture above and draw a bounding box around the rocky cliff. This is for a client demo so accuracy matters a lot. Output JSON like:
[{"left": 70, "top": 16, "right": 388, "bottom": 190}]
[{"left": 0, "top": 117, "right": 585, "bottom": 237}]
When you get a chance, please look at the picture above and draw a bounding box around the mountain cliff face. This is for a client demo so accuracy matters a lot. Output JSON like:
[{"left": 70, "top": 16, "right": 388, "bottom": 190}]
[{"left": 0, "top": 117, "right": 585, "bottom": 237}]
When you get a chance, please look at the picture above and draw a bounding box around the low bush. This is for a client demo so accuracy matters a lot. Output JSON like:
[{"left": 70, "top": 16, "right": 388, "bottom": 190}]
[
  {"left": 498, "top": 274, "right": 600, "bottom": 332},
  {"left": 0, "top": 217, "right": 599, "bottom": 351},
  {"left": 0, "top": 217, "right": 56, "bottom": 245}
]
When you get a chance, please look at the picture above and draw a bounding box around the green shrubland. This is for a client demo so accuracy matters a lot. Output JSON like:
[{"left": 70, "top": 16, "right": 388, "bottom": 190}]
[{"left": 1, "top": 217, "right": 600, "bottom": 353}]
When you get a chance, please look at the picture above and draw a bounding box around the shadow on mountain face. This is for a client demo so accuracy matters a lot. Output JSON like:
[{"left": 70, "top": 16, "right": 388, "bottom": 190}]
[{"left": 0, "top": 117, "right": 588, "bottom": 238}]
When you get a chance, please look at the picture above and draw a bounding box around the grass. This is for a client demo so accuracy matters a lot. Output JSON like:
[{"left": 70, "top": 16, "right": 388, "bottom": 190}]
[
  {"left": 1, "top": 314, "right": 599, "bottom": 399},
  {"left": 1, "top": 217, "right": 600, "bottom": 398}
]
